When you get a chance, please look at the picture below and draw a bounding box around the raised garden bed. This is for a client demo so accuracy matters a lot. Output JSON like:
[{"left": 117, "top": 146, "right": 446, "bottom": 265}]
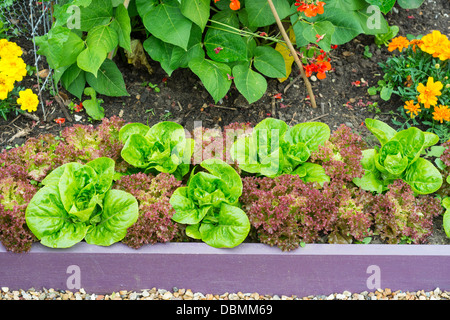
[{"left": 1, "top": 242, "right": 450, "bottom": 296}]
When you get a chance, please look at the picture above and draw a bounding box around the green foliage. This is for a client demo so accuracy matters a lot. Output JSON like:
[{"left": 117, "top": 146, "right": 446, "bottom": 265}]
[
  {"left": 365, "top": 0, "right": 424, "bottom": 14},
  {"left": 374, "top": 25, "right": 399, "bottom": 47},
  {"left": 353, "top": 118, "right": 442, "bottom": 195},
  {"left": 36, "top": 0, "right": 403, "bottom": 103},
  {"left": 25, "top": 157, "right": 139, "bottom": 248},
  {"left": 2, "top": 116, "right": 450, "bottom": 250},
  {"left": 137, "top": 0, "right": 390, "bottom": 103},
  {"left": 0, "top": 85, "right": 23, "bottom": 121},
  {"left": 170, "top": 158, "right": 250, "bottom": 248},
  {"left": 443, "top": 197, "right": 450, "bottom": 238},
  {"left": 230, "top": 117, "right": 330, "bottom": 185},
  {"left": 0, "top": 19, "right": 13, "bottom": 40},
  {"left": 118, "top": 121, "right": 194, "bottom": 180},
  {"left": 82, "top": 87, "right": 104, "bottom": 120},
  {"left": 35, "top": 0, "right": 130, "bottom": 98}
]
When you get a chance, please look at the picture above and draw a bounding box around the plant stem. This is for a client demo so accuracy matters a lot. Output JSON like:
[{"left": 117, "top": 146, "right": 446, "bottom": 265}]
[
  {"left": 206, "top": 20, "right": 283, "bottom": 43},
  {"left": 266, "top": 0, "right": 317, "bottom": 109}
]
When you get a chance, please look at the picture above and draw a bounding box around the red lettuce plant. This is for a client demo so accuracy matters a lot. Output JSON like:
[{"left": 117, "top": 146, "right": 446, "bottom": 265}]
[
  {"left": 191, "top": 122, "right": 253, "bottom": 171},
  {"left": 241, "top": 175, "right": 339, "bottom": 251},
  {"left": 310, "top": 124, "right": 365, "bottom": 182},
  {"left": 371, "top": 180, "right": 442, "bottom": 244},
  {"left": 0, "top": 134, "right": 62, "bottom": 182},
  {"left": 0, "top": 168, "right": 38, "bottom": 253},
  {"left": 56, "top": 116, "right": 129, "bottom": 172},
  {"left": 113, "top": 172, "right": 183, "bottom": 248},
  {"left": 0, "top": 116, "right": 129, "bottom": 183},
  {"left": 326, "top": 182, "right": 374, "bottom": 244}
]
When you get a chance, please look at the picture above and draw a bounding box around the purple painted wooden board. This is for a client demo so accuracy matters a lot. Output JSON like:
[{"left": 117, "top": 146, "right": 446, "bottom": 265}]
[{"left": 1, "top": 242, "right": 450, "bottom": 296}]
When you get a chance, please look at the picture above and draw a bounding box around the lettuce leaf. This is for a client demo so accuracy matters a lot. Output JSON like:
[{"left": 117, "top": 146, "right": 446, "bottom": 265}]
[{"left": 25, "top": 157, "right": 139, "bottom": 248}]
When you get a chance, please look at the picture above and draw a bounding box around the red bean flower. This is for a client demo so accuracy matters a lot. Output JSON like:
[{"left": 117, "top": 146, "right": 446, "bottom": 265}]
[
  {"left": 295, "top": 0, "right": 325, "bottom": 17},
  {"left": 55, "top": 117, "right": 65, "bottom": 125}
]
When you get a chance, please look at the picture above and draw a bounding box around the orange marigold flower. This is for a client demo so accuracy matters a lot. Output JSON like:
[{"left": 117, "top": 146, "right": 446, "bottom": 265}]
[
  {"left": 417, "top": 77, "right": 443, "bottom": 109},
  {"left": 404, "top": 100, "right": 421, "bottom": 118},
  {"left": 432, "top": 105, "right": 450, "bottom": 123},
  {"left": 409, "top": 39, "right": 424, "bottom": 53},
  {"left": 388, "top": 36, "right": 410, "bottom": 52}
]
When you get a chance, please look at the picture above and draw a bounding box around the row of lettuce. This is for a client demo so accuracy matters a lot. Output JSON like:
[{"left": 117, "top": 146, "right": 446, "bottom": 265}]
[{"left": 1, "top": 116, "right": 449, "bottom": 253}]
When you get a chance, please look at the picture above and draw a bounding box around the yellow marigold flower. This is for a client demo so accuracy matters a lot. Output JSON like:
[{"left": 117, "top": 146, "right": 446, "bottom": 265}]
[
  {"left": 388, "top": 36, "right": 410, "bottom": 52},
  {"left": 17, "top": 89, "right": 39, "bottom": 113},
  {"left": 438, "top": 41, "right": 450, "bottom": 61},
  {"left": 432, "top": 105, "right": 450, "bottom": 123},
  {"left": 0, "top": 39, "right": 23, "bottom": 58},
  {"left": 0, "top": 72, "right": 15, "bottom": 100},
  {"left": 404, "top": 100, "right": 421, "bottom": 118},
  {"left": 419, "top": 30, "right": 449, "bottom": 57},
  {"left": 0, "top": 56, "right": 27, "bottom": 83},
  {"left": 417, "top": 77, "right": 443, "bottom": 109}
]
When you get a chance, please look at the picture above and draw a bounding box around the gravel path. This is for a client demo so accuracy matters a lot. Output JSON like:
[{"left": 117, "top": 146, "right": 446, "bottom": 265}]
[{"left": 1, "top": 287, "right": 448, "bottom": 300}]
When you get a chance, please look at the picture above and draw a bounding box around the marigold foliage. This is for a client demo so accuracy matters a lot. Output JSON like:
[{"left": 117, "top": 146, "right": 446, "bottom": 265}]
[{"left": 382, "top": 31, "right": 449, "bottom": 137}]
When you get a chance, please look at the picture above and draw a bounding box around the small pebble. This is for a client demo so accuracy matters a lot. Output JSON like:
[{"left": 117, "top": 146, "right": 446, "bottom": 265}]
[
  {"left": 162, "top": 291, "right": 172, "bottom": 300},
  {"left": 0, "top": 286, "right": 449, "bottom": 300}
]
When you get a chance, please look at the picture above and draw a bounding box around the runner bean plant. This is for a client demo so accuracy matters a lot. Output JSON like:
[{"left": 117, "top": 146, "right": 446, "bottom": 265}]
[{"left": 34, "top": 0, "right": 419, "bottom": 106}]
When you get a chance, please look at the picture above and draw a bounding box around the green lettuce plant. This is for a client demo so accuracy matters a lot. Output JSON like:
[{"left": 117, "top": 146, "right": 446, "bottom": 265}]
[
  {"left": 353, "top": 118, "right": 442, "bottom": 194},
  {"left": 230, "top": 117, "right": 330, "bottom": 184},
  {"left": 25, "top": 157, "right": 139, "bottom": 248},
  {"left": 118, "top": 121, "right": 194, "bottom": 180},
  {"left": 169, "top": 158, "right": 250, "bottom": 248},
  {"left": 442, "top": 197, "right": 450, "bottom": 238}
]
